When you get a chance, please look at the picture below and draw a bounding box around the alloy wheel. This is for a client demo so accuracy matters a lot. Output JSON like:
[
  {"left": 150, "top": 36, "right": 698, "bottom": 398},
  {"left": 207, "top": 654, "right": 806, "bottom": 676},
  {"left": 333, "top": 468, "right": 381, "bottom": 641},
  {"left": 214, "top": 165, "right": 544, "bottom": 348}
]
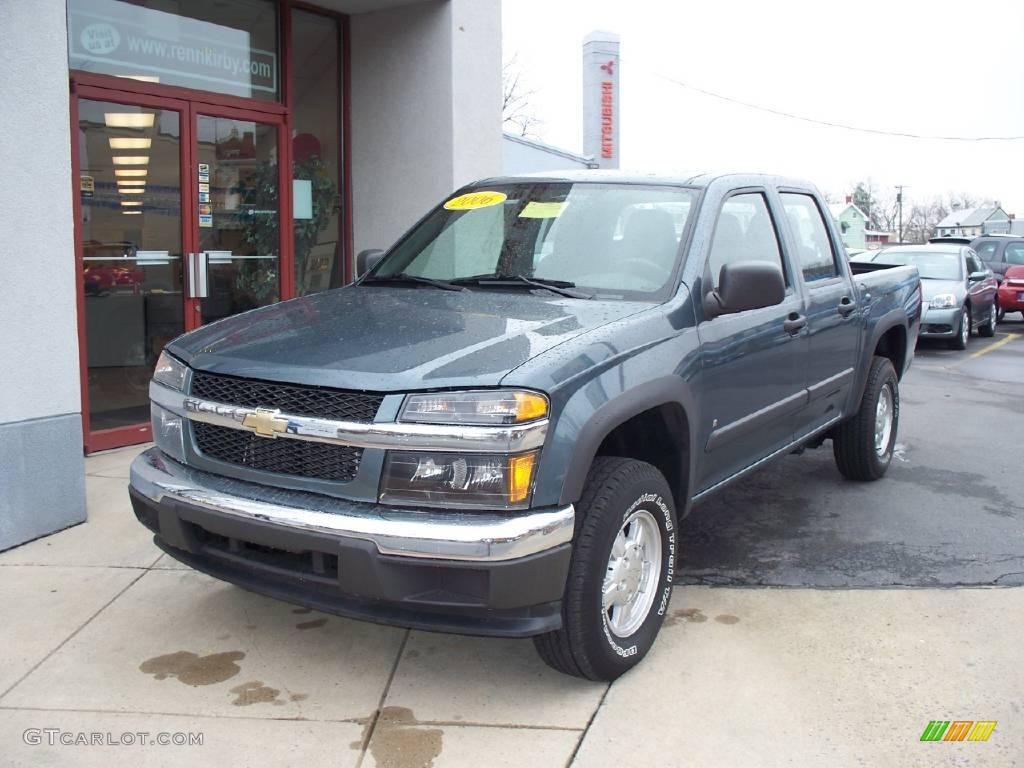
[{"left": 602, "top": 509, "right": 662, "bottom": 638}]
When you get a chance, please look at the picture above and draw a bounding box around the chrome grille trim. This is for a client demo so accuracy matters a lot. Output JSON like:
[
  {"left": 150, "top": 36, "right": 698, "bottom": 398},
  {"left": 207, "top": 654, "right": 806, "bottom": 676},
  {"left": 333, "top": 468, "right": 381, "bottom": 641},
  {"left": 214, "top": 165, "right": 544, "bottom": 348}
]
[{"left": 151, "top": 382, "right": 549, "bottom": 453}]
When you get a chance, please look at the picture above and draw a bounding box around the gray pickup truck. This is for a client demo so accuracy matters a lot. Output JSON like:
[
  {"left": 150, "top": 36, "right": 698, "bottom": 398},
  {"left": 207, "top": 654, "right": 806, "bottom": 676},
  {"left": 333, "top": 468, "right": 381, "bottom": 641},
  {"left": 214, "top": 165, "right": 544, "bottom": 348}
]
[{"left": 130, "top": 172, "right": 921, "bottom": 680}]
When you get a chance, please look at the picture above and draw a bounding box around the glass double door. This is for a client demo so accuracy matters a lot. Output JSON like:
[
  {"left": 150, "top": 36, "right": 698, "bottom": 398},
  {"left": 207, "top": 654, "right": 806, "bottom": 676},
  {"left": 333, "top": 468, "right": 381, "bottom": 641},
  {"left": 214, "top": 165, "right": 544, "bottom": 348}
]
[{"left": 76, "top": 90, "right": 286, "bottom": 450}]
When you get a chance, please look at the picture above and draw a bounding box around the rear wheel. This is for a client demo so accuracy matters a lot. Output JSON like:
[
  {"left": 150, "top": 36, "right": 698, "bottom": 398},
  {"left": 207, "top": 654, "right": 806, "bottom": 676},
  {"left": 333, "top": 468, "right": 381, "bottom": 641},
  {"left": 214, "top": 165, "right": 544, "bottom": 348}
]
[
  {"left": 979, "top": 302, "right": 996, "bottom": 337},
  {"left": 996, "top": 303, "right": 1005, "bottom": 323},
  {"left": 948, "top": 307, "right": 970, "bottom": 350},
  {"left": 833, "top": 356, "right": 899, "bottom": 481},
  {"left": 534, "top": 457, "right": 676, "bottom": 681}
]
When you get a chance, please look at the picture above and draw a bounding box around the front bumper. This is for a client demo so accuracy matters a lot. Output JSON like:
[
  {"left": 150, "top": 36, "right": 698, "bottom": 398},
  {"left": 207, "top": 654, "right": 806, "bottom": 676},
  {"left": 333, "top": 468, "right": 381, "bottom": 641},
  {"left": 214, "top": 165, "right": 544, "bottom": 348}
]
[
  {"left": 129, "top": 448, "right": 575, "bottom": 637},
  {"left": 919, "top": 306, "right": 961, "bottom": 337}
]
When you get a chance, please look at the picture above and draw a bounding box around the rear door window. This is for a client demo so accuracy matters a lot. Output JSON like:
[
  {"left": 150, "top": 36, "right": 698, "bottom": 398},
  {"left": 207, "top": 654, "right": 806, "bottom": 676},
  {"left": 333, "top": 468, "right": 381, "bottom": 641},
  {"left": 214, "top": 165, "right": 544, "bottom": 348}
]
[
  {"left": 1005, "top": 243, "right": 1024, "bottom": 265},
  {"left": 780, "top": 193, "right": 839, "bottom": 281}
]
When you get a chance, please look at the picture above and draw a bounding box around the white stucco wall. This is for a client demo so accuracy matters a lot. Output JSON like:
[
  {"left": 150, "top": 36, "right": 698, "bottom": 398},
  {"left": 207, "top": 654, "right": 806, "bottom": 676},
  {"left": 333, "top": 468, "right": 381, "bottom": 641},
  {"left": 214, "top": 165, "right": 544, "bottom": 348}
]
[
  {"left": 348, "top": 0, "right": 501, "bottom": 256},
  {"left": 0, "top": 0, "right": 80, "bottom": 425}
]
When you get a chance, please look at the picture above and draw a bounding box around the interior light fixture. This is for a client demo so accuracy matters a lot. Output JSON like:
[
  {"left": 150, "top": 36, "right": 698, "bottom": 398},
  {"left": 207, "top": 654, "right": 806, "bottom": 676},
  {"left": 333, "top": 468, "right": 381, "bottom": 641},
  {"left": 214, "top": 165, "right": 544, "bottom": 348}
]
[
  {"left": 115, "top": 169, "right": 148, "bottom": 178},
  {"left": 104, "top": 113, "right": 155, "bottom": 129},
  {"left": 117, "top": 180, "right": 146, "bottom": 186},
  {"left": 122, "top": 210, "right": 143, "bottom": 215},
  {"left": 112, "top": 156, "right": 150, "bottom": 166},
  {"left": 118, "top": 188, "right": 145, "bottom": 194},
  {"left": 109, "top": 137, "right": 152, "bottom": 150},
  {"left": 120, "top": 201, "right": 143, "bottom": 207}
]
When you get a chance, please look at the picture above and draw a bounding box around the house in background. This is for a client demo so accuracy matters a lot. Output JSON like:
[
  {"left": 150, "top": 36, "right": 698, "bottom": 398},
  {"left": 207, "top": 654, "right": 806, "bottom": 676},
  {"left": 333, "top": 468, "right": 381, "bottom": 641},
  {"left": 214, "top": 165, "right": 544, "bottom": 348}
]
[
  {"left": 935, "top": 206, "right": 1010, "bottom": 238},
  {"left": 829, "top": 197, "right": 870, "bottom": 250},
  {"left": 865, "top": 229, "right": 893, "bottom": 248},
  {"left": 983, "top": 213, "right": 1022, "bottom": 236}
]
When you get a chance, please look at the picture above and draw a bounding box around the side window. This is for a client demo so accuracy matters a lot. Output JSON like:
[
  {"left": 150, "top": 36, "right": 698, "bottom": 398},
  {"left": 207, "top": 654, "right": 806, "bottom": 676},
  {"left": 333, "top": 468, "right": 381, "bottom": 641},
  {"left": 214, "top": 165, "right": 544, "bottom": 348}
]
[
  {"left": 1005, "top": 243, "right": 1024, "bottom": 266},
  {"left": 974, "top": 241, "right": 998, "bottom": 262},
  {"left": 780, "top": 193, "right": 839, "bottom": 281},
  {"left": 966, "top": 253, "right": 982, "bottom": 274},
  {"left": 706, "top": 192, "right": 785, "bottom": 289}
]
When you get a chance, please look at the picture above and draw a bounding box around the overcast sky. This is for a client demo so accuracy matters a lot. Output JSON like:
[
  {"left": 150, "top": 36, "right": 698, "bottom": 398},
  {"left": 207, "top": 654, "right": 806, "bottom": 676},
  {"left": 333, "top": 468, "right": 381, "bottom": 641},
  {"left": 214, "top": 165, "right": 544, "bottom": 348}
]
[{"left": 502, "top": 0, "right": 1024, "bottom": 213}]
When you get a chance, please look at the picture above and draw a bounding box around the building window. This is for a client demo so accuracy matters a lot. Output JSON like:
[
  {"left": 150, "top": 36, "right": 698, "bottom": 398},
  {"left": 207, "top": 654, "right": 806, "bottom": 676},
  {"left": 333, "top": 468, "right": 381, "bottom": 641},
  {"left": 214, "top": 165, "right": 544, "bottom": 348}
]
[
  {"left": 68, "top": 0, "right": 280, "bottom": 102},
  {"left": 291, "top": 8, "right": 344, "bottom": 294}
]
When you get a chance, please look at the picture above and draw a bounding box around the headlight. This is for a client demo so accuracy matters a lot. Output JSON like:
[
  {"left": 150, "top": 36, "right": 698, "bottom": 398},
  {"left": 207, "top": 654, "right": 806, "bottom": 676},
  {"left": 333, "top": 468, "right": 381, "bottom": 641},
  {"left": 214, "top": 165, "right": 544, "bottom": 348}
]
[
  {"left": 380, "top": 450, "right": 538, "bottom": 509},
  {"left": 151, "top": 403, "right": 185, "bottom": 462},
  {"left": 400, "top": 390, "right": 548, "bottom": 425},
  {"left": 153, "top": 350, "right": 188, "bottom": 391},
  {"left": 929, "top": 294, "right": 957, "bottom": 309}
]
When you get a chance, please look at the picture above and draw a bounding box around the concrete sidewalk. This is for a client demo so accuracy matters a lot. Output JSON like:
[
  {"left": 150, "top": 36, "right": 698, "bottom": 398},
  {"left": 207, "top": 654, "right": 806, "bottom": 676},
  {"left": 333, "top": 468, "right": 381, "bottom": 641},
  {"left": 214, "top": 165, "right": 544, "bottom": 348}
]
[{"left": 1, "top": 445, "right": 1020, "bottom": 767}]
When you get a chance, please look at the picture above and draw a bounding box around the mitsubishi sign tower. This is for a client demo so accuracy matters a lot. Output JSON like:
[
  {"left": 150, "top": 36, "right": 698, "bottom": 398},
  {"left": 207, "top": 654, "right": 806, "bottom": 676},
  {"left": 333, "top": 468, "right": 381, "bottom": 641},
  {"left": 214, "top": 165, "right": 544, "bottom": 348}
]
[{"left": 582, "top": 30, "right": 620, "bottom": 169}]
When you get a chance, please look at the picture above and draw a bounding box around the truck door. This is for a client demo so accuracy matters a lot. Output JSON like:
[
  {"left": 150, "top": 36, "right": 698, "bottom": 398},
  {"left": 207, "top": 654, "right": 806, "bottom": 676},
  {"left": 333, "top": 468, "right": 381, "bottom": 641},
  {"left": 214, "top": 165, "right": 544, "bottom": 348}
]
[
  {"left": 694, "top": 191, "right": 808, "bottom": 494},
  {"left": 778, "top": 192, "right": 860, "bottom": 437}
]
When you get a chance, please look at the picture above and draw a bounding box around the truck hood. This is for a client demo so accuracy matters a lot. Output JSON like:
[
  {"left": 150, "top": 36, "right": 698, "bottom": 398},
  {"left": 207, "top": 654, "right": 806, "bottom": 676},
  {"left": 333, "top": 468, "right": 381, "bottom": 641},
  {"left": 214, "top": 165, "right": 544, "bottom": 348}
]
[
  {"left": 168, "top": 285, "right": 651, "bottom": 392},
  {"left": 920, "top": 278, "right": 964, "bottom": 302}
]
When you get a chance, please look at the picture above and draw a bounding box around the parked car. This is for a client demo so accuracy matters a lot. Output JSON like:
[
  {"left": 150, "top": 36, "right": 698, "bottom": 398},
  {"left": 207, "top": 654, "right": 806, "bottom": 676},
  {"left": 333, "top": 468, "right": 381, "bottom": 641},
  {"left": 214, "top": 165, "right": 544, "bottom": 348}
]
[
  {"left": 130, "top": 172, "right": 921, "bottom": 680},
  {"left": 996, "top": 264, "right": 1024, "bottom": 320},
  {"left": 861, "top": 245, "right": 997, "bottom": 349},
  {"left": 970, "top": 235, "right": 1024, "bottom": 321}
]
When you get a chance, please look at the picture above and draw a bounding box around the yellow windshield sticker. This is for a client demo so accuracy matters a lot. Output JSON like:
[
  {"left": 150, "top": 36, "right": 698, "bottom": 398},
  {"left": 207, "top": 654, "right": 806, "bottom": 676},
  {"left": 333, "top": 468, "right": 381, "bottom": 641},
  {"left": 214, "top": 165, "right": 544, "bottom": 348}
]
[
  {"left": 444, "top": 191, "right": 507, "bottom": 211},
  {"left": 519, "top": 201, "right": 568, "bottom": 219}
]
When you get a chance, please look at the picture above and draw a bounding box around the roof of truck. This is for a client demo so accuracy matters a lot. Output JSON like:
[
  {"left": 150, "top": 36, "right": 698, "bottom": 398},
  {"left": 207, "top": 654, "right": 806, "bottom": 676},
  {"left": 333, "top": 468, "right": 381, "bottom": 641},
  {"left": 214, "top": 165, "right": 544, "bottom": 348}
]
[{"left": 475, "top": 169, "right": 820, "bottom": 190}]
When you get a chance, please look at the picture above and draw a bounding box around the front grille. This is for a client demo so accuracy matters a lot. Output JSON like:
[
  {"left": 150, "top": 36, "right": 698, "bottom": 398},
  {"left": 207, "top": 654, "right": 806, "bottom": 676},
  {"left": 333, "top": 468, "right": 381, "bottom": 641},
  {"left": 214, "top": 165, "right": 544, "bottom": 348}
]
[
  {"left": 193, "top": 422, "right": 362, "bottom": 482},
  {"left": 190, "top": 370, "right": 382, "bottom": 422},
  {"left": 191, "top": 525, "right": 339, "bottom": 582}
]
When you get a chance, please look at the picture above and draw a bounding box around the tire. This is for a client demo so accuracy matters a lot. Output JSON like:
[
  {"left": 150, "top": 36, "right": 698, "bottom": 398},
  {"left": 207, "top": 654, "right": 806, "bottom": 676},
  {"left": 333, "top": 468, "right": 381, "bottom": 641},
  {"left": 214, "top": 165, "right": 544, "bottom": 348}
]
[
  {"left": 996, "top": 304, "right": 1005, "bottom": 323},
  {"left": 832, "top": 356, "right": 899, "bottom": 481},
  {"left": 533, "top": 457, "right": 676, "bottom": 681},
  {"left": 948, "top": 307, "right": 970, "bottom": 350},
  {"left": 979, "top": 302, "right": 996, "bottom": 337}
]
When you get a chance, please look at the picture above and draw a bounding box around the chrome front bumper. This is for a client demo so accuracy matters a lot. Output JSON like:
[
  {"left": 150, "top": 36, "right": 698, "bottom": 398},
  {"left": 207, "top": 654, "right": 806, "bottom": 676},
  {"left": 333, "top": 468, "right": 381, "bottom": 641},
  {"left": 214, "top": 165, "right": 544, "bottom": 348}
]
[{"left": 129, "top": 448, "right": 574, "bottom": 562}]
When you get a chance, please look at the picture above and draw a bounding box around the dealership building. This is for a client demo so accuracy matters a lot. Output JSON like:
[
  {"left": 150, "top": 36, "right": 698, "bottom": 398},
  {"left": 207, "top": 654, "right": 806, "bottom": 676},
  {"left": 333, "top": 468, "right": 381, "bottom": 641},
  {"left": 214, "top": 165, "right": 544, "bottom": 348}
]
[{"left": 0, "top": 0, "right": 501, "bottom": 549}]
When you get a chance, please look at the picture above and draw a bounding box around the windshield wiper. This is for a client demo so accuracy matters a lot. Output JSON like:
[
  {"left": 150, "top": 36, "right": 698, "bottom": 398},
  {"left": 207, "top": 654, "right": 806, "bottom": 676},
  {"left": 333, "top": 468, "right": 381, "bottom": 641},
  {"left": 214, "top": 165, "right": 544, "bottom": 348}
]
[
  {"left": 361, "top": 273, "right": 466, "bottom": 292},
  {"left": 451, "top": 274, "right": 592, "bottom": 299}
]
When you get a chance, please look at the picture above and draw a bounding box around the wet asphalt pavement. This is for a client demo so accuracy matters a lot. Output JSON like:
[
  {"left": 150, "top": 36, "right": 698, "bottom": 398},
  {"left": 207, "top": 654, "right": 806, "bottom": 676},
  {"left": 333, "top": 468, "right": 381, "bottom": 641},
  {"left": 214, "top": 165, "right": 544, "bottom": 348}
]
[{"left": 676, "top": 315, "right": 1024, "bottom": 588}]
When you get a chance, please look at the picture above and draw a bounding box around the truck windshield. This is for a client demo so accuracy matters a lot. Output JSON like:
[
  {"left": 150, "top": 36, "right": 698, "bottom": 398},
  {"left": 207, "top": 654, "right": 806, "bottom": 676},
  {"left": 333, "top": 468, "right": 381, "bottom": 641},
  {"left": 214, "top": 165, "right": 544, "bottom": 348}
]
[
  {"left": 871, "top": 250, "right": 962, "bottom": 281},
  {"left": 368, "top": 183, "right": 697, "bottom": 299}
]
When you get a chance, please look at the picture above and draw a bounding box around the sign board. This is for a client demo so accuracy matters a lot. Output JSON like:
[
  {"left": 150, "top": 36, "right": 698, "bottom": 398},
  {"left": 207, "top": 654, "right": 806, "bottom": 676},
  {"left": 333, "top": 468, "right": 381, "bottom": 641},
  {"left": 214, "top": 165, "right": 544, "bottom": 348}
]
[
  {"left": 582, "top": 31, "right": 620, "bottom": 169},
  {"left": 68, "top": 0, "right": 277, "bottom": 98}
]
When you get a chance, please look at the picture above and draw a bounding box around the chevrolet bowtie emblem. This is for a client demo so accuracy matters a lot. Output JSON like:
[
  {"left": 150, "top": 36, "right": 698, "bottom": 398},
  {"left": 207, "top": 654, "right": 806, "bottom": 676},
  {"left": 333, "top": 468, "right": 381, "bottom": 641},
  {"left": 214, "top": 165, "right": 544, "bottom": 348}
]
[{"left": 242, "top": 407, "right": 288, "bottom": 438}]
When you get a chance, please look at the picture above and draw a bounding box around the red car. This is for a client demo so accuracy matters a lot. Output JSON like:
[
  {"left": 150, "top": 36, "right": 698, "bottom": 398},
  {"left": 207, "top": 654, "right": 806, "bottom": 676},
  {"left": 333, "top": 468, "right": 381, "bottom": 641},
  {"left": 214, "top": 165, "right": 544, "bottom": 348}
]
[{"left": 997, "top": 265, "right": 1024, "bottom": 320}]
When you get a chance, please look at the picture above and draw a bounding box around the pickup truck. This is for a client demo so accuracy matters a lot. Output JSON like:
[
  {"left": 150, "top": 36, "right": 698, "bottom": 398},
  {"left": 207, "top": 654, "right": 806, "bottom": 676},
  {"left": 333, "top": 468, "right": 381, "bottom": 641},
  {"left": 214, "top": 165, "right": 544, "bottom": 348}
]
[{"left": 130, "top": 172, "right": 922, "bottom": 681}]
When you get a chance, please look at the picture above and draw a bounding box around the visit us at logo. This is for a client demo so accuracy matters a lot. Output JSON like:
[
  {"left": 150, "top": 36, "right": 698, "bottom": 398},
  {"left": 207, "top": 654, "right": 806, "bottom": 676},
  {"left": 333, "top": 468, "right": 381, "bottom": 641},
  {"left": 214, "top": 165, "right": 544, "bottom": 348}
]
[{"left": 920, "top": 720, "right": 997, "bottom": 742}]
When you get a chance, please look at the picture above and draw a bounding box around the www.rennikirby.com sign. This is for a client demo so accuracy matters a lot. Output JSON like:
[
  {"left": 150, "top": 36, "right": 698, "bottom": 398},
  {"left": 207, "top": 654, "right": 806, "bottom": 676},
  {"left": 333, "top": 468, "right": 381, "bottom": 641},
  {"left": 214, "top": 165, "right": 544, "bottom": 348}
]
[{"left": 69, "top": 0, "right": 277, "bottom": 97}]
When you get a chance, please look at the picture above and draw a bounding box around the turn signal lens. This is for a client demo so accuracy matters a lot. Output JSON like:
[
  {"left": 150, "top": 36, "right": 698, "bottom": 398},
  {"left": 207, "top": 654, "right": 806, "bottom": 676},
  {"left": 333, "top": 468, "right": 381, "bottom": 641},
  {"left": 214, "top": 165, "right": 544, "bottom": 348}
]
[
  {"left": 400, "top": 390, "right": 549, "bottom": 425},
  {"left": 508, "top": 453, "right": 537, "bottom": 504}
]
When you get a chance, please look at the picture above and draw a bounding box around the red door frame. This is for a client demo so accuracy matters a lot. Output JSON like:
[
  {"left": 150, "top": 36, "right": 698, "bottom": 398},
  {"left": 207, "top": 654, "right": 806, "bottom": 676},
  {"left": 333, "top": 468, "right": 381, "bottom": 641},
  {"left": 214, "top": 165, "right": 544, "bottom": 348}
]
[{"left": 71, "top": 1, "right": 350, "bottom": 454}]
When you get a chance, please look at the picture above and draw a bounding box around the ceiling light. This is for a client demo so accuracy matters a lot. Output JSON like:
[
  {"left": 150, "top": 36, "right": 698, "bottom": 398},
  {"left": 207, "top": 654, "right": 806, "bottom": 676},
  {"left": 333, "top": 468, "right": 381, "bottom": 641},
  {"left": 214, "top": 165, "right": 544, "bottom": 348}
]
[
  {"left": 104, "top": 113, "right": 155, "bottom": 129},
  {"left": 120, "top": 201, "right": 143, "bottom": 207},
  {"left": 117, "top": 180, "right": 146, "bottom": 186},
  {"left": 109, "top": 137, "right": 152, "bottom": 150},
  {"left": 112, "top": 156, "right": 150, "bottom": 166},
  {"left": 122, "top": 211, "right": 143, "bottom": 215},
  {"left": 119, "top": 188, "right": 145, "bottom": 194},
  {"left": 114, "top": 74, "right": 160, "bottom": 83},
  {"left": 115, "top": 169, "right": 148, "bottom": 178}
]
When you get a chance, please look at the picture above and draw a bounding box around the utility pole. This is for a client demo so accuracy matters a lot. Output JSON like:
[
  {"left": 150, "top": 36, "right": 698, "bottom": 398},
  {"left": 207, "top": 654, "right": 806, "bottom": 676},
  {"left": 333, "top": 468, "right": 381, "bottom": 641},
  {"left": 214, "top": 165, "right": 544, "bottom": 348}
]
[{"left": 896, "top": 185, "right": 905, "bottom": 242}]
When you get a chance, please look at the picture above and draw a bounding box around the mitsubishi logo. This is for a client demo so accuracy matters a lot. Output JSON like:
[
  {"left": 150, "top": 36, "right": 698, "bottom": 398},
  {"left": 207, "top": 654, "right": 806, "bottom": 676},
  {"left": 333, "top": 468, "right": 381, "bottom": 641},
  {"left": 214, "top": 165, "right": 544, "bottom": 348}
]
[
  {"left": 242, "top": 407, "right": 288, "bottom": 438},
  {"left": 600, "top": 60, "right": 615, "bottom": 76}
]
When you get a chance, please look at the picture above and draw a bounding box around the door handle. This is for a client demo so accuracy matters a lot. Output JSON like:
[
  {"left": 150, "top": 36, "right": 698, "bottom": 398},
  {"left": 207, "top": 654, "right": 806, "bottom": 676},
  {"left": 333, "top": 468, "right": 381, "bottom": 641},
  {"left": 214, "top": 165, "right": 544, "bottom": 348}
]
[
  {"left": 187, "top": 252, "right": 209, "bottom": 298},
  {"left": 838, "top": 297, "right": 856, "bottom": 317},
  {"left": 783, "top": 313, "right": 807, "bottom": 335}
]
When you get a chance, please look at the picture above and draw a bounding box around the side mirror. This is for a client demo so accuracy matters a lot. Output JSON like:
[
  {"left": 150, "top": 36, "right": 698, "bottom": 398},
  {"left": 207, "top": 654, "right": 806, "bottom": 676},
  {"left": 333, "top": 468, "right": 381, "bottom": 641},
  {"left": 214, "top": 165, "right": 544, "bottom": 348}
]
[
  {"left": 356, "top": 249, "right": 385, "bottom": 278},
  {"left": 703, "top": 261, "right": 786, "bottom": 319},
  {"left": 968, "top": 270, "right": 988, "bottom": 282}
]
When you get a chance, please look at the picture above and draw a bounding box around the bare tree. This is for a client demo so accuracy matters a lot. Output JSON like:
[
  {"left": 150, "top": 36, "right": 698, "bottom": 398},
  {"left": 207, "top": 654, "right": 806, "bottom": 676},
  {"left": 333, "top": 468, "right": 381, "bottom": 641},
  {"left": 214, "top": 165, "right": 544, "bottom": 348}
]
[{"left": 502, "top": 56, "right": 542, "bottom": 137}]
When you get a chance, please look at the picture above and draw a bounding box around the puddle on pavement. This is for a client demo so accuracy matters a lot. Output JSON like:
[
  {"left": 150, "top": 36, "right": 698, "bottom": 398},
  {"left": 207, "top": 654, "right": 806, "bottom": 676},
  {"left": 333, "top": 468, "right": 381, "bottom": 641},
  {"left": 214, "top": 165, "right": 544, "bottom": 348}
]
[
  {"left": 663, "top": 608, "right": 707, "bottom": 627},
  {"left": 714, "top": 614, "right": 740, "bottom": 624},
  {"left": 292, "top": 607, "right": 313, "bottom": 615},
  {"left": 139, "top": 651, "right": 245, "bottom": 686},
  {"left": 230, "top": 680, "right": 283, "bottom": 706},
  {"left": 296, "top": 618, "right": 328, "bottom": 630},
  {"left": 363, "top": 707, "right": 443, "bottom": 768}
]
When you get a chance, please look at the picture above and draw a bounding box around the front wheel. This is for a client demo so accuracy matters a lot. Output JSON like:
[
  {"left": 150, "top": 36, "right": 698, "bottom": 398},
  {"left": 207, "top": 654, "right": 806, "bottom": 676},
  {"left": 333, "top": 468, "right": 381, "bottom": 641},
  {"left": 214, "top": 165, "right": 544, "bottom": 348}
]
[
  {"left": 948, "top": 307, "right": 970, "bottom": 350},
  {"left": 534, "top": 457, "right": 676, "bottom": 681},
  {"left": 833, "top": 356, "right": 899, "bottom": 481},
  {"left": 979, "top": 302, "right": 997, "bottom": 338}
]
